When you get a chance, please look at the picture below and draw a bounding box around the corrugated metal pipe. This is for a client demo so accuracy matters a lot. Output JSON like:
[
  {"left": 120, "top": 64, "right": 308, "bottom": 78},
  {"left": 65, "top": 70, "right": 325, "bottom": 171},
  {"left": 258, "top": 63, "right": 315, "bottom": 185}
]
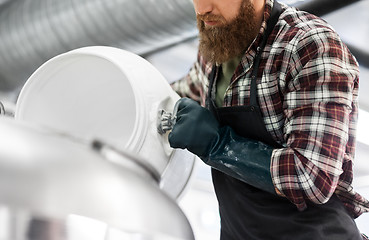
[{"left": 0, "top": 0, "right": 197, "bottom": 92}]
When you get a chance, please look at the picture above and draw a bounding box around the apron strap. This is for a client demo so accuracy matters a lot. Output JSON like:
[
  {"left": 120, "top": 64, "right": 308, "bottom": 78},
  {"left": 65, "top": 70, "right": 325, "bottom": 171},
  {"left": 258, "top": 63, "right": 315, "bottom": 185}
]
[{"left": 250, "top": 1, "right": 282, "bottom": 107}]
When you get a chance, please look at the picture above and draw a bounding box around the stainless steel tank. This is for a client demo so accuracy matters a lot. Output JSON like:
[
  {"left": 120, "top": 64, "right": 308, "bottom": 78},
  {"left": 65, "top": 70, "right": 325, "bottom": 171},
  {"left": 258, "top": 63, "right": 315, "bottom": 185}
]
[{"left": 0, "top": 117, "right": 195, "bottom": 240}]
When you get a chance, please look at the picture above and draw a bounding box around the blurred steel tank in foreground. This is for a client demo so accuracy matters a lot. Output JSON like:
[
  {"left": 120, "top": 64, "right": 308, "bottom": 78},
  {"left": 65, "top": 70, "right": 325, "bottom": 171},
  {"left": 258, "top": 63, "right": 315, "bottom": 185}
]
[{"left": 0, "top": 117, "right": 195, "bottom": 240}]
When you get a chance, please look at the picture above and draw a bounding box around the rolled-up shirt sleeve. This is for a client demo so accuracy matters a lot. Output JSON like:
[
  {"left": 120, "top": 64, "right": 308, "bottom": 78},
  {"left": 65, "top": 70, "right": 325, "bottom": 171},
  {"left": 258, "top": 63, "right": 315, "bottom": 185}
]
[
  {"left": 171, "top": 53, "right": 210, "bottom": 104},
  {"left": 270, "top": 27, "right": 360, "bottom": 211}
]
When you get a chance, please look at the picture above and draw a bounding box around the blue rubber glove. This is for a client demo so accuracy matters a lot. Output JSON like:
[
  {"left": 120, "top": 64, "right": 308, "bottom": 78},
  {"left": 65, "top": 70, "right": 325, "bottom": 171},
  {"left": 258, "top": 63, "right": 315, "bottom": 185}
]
[{"left": 168, "top": 98, "right": 276, "bottom": 194}]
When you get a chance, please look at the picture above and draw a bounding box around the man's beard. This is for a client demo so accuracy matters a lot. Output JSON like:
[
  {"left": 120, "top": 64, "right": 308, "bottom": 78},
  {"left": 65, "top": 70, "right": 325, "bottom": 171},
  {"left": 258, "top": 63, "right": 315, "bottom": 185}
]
[{"left": 197, "top": 0, "right": 258, "bottom": 64}]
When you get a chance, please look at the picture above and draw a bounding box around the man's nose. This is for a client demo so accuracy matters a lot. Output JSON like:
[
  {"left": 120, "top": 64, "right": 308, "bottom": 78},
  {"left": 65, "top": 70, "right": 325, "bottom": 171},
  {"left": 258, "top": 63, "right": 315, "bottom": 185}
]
[{"left": 194, "top": 0, "right": 213, "bottom": 15}]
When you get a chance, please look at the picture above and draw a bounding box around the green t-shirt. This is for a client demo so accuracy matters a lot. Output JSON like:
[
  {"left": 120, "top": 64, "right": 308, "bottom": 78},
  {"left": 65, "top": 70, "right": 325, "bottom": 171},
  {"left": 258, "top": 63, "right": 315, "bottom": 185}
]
[{"left": 215, "top": 56, "right": 242, "bottom": 107}]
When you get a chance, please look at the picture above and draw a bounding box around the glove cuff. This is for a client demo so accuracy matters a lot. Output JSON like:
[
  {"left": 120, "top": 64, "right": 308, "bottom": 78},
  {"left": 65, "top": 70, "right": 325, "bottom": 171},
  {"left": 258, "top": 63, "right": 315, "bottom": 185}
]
[{"left": 202, "top": 126, "right": 277, "bottom": 195}]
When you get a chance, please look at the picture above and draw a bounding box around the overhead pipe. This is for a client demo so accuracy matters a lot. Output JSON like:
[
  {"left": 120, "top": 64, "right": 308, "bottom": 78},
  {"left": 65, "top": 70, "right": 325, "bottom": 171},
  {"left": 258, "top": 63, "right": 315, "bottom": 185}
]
[
  {"left": 296, "top": 0, "right": 362, "bottom": 17},
  {"left": 0, "top": 0, "right": 197, "bottom": 92}
]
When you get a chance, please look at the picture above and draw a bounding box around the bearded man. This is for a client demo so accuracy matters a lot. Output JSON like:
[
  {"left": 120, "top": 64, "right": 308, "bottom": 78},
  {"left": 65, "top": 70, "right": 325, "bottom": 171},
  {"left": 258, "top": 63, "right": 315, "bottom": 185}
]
[{"left": 169, "top": 0, "right": 369, "bottom": 239}]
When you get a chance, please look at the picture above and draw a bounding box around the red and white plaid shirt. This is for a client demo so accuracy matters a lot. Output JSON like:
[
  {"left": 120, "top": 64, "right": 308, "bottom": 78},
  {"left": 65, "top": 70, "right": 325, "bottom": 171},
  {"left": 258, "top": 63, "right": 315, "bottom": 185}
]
[{"left": 172, "top": 0, "right": 369, "bottom": 218}]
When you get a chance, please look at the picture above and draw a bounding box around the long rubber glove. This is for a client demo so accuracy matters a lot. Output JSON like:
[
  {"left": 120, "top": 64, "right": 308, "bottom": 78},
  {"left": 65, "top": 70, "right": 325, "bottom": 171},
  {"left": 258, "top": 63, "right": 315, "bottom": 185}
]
[{"left": 168, "top": 98, "right": 276, "bottom": 194}]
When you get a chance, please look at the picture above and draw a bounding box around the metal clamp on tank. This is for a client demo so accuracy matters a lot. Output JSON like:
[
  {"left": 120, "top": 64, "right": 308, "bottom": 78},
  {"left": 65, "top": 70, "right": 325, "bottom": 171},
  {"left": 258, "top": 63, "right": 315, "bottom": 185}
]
[{"left": 157, "top": 100, "right": 179, "bottom": 135}]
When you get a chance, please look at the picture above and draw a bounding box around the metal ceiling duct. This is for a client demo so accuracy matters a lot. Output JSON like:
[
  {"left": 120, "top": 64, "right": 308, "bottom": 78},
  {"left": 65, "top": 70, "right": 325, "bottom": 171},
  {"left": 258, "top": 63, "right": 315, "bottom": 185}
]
[{"left": 0, "top": 0, "right": 197, "bottom": 92}]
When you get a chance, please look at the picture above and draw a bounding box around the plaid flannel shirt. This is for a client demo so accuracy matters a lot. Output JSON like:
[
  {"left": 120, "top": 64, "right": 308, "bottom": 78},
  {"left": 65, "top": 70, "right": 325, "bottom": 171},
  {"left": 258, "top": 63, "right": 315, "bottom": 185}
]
[{"left": 172, "top": 0, "right": 369, "bottom": 218}]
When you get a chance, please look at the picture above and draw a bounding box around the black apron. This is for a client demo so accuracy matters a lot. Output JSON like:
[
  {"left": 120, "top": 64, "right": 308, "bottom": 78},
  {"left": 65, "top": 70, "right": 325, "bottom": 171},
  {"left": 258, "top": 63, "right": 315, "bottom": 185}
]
[{"left": 206, "top": 2, "right": 362, "bottom": 239}]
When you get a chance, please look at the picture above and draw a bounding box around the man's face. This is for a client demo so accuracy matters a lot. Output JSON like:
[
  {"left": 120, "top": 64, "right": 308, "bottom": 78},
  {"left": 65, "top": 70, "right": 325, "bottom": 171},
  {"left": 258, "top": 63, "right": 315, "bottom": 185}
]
[{"left": 194, "top": 0, "right": 258, "bottom": 64}]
